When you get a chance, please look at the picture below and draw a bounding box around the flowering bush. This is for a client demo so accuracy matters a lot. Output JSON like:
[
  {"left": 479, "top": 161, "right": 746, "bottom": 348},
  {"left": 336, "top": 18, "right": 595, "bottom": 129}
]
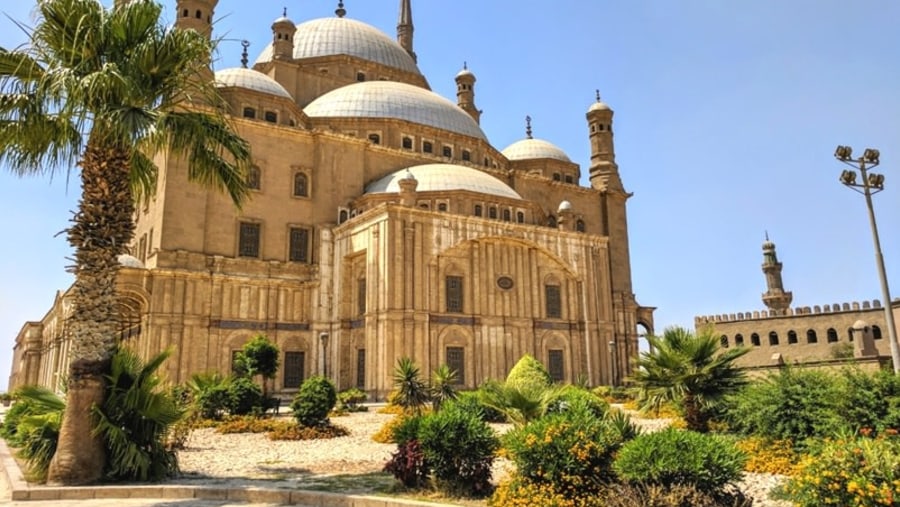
[
  {"left": 502, "top": 405, "right": 628, "bottom": 494},
  {"left": 736, "top": 437, "right": 799, "bottom": 475},
  {"left": 489, "top": 477, "right": 604, "bottom": 507},
  {"left": 383, "top": 439, "right": 428, "bottom": 488},
  {"left": 778, "top": 433, "right": 900, "bottom": 506}
]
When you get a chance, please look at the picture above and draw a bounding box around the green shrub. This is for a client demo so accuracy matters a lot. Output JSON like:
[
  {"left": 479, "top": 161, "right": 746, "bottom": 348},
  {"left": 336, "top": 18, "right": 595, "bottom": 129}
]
[
  {"left": 94, "top": 349, "right": 183, "bottom": 481},
  {"left": 226, "top": 376, "right": 264, "bottom": 416},
  {"left": 503, "top": 404, "right": 628, "bottom": 494},
  {"left": 545, "top": 385, "right": 610, "bottom": 419},
  {"left": 506, "top": 354, "right": 552, "bottom": 390},
  {"left": 596, "top": 482, "right": 751, "bottom": 507},
  {"left": 187, "top": 372, "right": 232, "bottom": 420},
  {"left": 834, "top": 368, "right": 900, "bottom": 436},
  {"left": 337, "top": 388, "right": 368, "bottom": 412},
  {"left": 15, "top": 412, "right": 61, "bottom": 481},
  {"left": 291, "top": 375, "right": 337, "bottom": 427},
  {"left": 724, "top": 367, "right": 840, "bottom": 444},
  {"left": 777, "top": 434, "right": 900, "bottom": 507},
  {"left": 455, "top": 390, "right": 505, "bottom": 423},
  {"left": 613, "top": 428, "right": 746, "bottom": 494},
  {"left": 417, "top": 402, "right": 499, "bottom": 497},
  {"left": 391, "top": 414, "right": 423, "bottom": 446}
]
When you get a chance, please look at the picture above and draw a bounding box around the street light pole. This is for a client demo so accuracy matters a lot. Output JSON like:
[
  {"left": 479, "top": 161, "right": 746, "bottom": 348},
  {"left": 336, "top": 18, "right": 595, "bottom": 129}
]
[{"left": 835, "top": 146, "right": 899, "bottom": 373}]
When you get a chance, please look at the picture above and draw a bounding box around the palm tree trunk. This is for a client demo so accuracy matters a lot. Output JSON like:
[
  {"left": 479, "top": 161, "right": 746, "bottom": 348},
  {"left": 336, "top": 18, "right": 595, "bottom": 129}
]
[
  {"left": 682, "top": 394, "right": 709, "bottom": 433},
  {"left": 47, "top": 141, "right": 134, "bottom": 485}
]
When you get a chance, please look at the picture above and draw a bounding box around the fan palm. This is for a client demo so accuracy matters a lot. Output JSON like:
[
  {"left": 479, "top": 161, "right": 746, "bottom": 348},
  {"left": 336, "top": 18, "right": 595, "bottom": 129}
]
[
  {"left": 392, "top": 357, "right": 430, "bottom": 414},
  {"left": 630, "top": 326, "right": 749, "bottom": 432},
  {"left": 0, "top": 0, "right": 251, "bottom": 484}
]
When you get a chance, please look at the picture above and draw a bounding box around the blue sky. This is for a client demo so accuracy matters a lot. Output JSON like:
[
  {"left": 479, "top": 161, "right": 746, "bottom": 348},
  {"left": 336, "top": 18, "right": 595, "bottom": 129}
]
[{"left": 1, "top": 1, "right": 898, "bottom": 391}]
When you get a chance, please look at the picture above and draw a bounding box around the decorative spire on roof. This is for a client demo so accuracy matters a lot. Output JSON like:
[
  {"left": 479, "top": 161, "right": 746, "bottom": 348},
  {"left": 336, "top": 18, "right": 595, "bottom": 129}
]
[
  {"left": 525, "top": 115, "right": 533, "bottom": 139},
  {"left": 596, "top": 89, "right": 601, "bottom": 102},
  {"left": 240, "top": 40, "right": 250, "bottom": 68},
  {"left": 463, "top": 61, "right": 467, "bottom": 70},
  {"left": 283, "top": 7, "right": 287, "bottom": 17},
  {"left": 397, "top": 0, "right": 416, "bottom": 62},
  {"left": 335, "top": 1, "right": 346, "bottom": 18}
]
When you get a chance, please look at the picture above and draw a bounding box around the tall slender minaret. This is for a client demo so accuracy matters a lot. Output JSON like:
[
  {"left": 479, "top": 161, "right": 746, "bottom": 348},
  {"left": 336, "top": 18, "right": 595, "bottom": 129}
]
[
  {"left": 761, "top": 234, "right": 793, "bottom": 314},
  {"left": 455, "top": 63, "right": 480, "bottom": 124},
  {"left": 174, "top": 0, "right": 217, "bottom": 38},
  {"left": 587, "top": 90, "right": 623, "bottom": 192},
  {"left": 397, "top": 0, "right": 416, "bottom": 63}
]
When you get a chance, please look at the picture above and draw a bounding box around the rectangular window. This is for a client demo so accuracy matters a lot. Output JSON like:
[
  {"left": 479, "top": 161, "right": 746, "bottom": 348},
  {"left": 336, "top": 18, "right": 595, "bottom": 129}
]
[
  {"left": 545, "top": 284, "right": 562, "bottom": 319},
  {"left": 548, "top": 350, "right": 564, "bottom": 383},
  {"left": 289, "top": 227, "right": 309, "bottom": 262},
  {"left": 356, "top": 349, "right": 366, "bottom": 389},
  {"left": 423, "top": 141, "right": 433, "bottom": 153},
  {"left": 242, "top": 107, "right": 256, "bottom": 119},
  {"left": 446, "top": 347, "right": 465, "bottom": 385},
  {"left": 264, "top": 111, "right": 277, "bottom": 123},
  {"left": 446, "top": 276, "right": 464, "bottom": 313},
  {"left": 239, "top": 222, "right": 261, "bottom": 258},
  {"left": 284, "top": 351, "right": 305, "bottom": 389},
  {"left": 358, "top": 278, "right": 366, "bottom": 315}
]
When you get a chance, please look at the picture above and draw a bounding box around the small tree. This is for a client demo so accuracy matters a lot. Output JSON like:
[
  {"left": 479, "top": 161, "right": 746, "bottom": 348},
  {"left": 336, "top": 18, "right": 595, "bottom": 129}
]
[
  {"left": 236, "top": 335, "right": 280, "bottom": 397},
  {"left": 630, "top": 326, "right": 749, "bottom": 432},
  {"left": 393, "top": 358, "right": 430, "bottom": 414},
  {"left": 431, "top": 364, "right": 458, "bottom": 411},
  {"left": 291, "top": 376, "right": 337, "bottom": 427}
]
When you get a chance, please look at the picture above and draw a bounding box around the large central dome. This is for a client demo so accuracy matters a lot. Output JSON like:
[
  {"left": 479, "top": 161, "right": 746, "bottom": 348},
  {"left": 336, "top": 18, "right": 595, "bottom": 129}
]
[
  {"left": 366, "top": 164, "right": 521, "bottom": 199},
  {"left": 255, "top": 17, "right": 421, "bottom": 75},
  {"left": 304, "top": 81, "right": 488, "bottom": 140}
]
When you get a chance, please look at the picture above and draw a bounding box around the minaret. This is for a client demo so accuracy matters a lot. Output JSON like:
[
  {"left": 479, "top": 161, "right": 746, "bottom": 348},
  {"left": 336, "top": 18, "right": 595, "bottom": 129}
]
[
  {"left": 174, "top": 0, "right": 217, "bottom": 38},
  {"left": 761, "top": 234, "right": 793, "bottom": 314},
  {"left": 397, "top": 0, "right": 417, "bottom": 62},
  {"left": 271, "top": 8, "right": 295, "bottom": 61},
  {"left": 587, "top": 90, "right": 623, "bottom": 192},
  {"left": 455, "top": 63, "right": 481, "bottom": 124}
]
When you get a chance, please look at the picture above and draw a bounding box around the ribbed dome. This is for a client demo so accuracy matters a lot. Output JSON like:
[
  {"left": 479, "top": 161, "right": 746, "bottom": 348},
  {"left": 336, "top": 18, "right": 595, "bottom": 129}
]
[
  {"left": 215, "top": 68, "right": 292, "bottom": 99},
  {"left": 305, "top": 81, "right": 488, "bottom": 140},
  {"left": 255, "top": 17, "right": 421, "bottom": 75},
  {"left": 365, "top": 164, "right": 521, "bottom": 200},
  {"left": 501, "top": 138, "right": 571, "bottom": 163}
]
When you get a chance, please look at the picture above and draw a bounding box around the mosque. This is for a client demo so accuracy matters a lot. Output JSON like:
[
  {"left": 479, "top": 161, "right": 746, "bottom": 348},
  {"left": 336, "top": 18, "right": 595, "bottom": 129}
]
[{"left": 9, "top": 0, "right": 654, "bottom": 397}]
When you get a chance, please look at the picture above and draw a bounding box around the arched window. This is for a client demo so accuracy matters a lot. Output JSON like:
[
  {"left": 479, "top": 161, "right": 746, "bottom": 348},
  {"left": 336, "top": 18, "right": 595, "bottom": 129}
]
[
  {"left": 339, "top": 209, "right": 348, "bottom": 223},
  {"left": 873, "top": 326, "right": 883, "bottom": 339},
  {"left": 848, "top": 327, "right": 854, "bottom": 342},
  {"left": 367, "top": 133, "right": 380, "bottom": 145},
  {"left": 264, "top": 111, "right": 277, "bottom": 123},
  {"left": 402, "top": 137, "right": 413, "bottom": 149},
  {"left": 516, "top": 211, "right": 525, "bottom": 223},
  {"left": 827, "top": 328, "right": 838, "bottom": 343},
  {"left": 247, "top": 166, "right": 261, "bottom": 190},
  {"left": 552, "top": 173, "right": 561, "bottom": 182},
  {"left": 356, "top": 72, "right": 366, "bottom": 82},
  {"left": 720, "top": 335, "right": 729, "bottom": 348},
  {"left": 293, "top": 172, "right": 308, "bottom": 197},
  {"left": 750, "top": 333, "right": 760, "bottom": 346},
  {"left": 195, "top": 9, "right": 201, "bottom": 19},
  {"left": 438, "top": 203, "right": 448, "bottom": 212},
  {"left": 768, "top": 331, "right": 779, "bottom": 346},
  {"left": 807, "top": 329, "right": 818, "bottom": 343},
  {"left": 565, "top": 175, "right": 574, "bottom": 184},
  {"left": 488, "top": 207, "right": 497, "bottom": 219},
  {"left": 442, "top": 146, "right": 452, "bottom": 158},
  {"left": 547, "top": 215, "right": 557, "bottom": 228},
  {"left": 423, "top": 141, "right": 433, "bottom": 153},
  {"left": 182, "top": 9, "right": 188, "bottom": 17},
  {"left": 576, "top": 219, "right": 585, "bottom": 232},
  {"left": 734, "top": 334, "right": 744, "bottom": 346},
  {"left": 787, "top": 330, "right": 798, "bottom": 344},
  {"left": 474, "top": 204, "right": 482, "bottom": 217},
  {"left": 502, "top": 209, "right": 511, "bottom": 221},
  {"left": 462, "top": 150, "right": 471, "bottom": 162}
]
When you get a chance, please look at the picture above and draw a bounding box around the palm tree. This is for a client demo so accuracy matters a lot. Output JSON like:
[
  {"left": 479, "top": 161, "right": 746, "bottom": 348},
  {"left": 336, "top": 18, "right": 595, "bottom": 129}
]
[
  {"left": 629, "top": 326, "right": 749, "bottom": 432},
  {"left": 0, "top": 0, "right": 251, "bottom": 484},
  {"left": 392, "top": 357, "right": 430, "bottom": 414},
  {"left": 430, "top": 364, "right": 458, "bottom": 411}
]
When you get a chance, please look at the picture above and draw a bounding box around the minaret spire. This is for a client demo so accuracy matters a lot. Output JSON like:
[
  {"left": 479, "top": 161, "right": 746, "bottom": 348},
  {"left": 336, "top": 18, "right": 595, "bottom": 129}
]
[
  {"left": 397, "top": 0, "right": 416, "bottom": 62},
  {"left": 761, "top": 235, "right": 793, "bottom": 315},
  {"left": 335, "top": 1, "right": 346, "bottom": 18},
  {"left": 525, "top": 115, "right": 533, "bottom": 139}
]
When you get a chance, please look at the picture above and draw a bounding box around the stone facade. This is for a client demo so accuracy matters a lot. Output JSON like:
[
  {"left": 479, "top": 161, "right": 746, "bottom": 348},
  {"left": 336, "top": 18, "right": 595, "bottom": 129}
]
[
  {"left": 8, "top": 1, "right": 654, "bottom": 398},
  {"left": 695, "top": 238, "right": 899, "bottom": 369}
]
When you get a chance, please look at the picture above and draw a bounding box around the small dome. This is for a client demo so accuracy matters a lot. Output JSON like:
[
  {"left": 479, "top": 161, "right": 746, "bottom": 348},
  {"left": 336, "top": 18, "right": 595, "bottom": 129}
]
[
  {"left": 256, "top": 17, "right": 421, "bottom": 76},
  {"left": 456, "top": 67, "right": 474, "bottom": 79},
  {"left": 588, "top": 100, "right": 610, "bottom": 112},
  {"left": 558, "top": 200, "right": 572, "bottom": 212},
  {"left": 118, "top": 254, "right": 145, "bottom": 269},
  {"left": 501, "top": 138, "right": 571, "bottom": 163},
  {"left": 215, "top": 68, "right": 292, "bottom": 99},
  {"left": 305, "top": 81, "right": 488, "bottom": 140},
  {"left": 366, "top": 164, "right": 521, "bottom": 200}
]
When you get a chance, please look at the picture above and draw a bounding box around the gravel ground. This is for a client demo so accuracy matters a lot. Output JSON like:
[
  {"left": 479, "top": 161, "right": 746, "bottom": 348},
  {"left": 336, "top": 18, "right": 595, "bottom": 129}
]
[{"left": 173, "top": 407, "right": 791, "bottom": 506}]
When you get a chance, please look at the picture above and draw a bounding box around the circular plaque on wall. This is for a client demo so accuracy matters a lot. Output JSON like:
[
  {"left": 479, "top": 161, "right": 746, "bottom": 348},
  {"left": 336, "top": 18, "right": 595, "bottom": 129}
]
[{"left": 497, "top": 276, "right": 514, "bottom": 290}]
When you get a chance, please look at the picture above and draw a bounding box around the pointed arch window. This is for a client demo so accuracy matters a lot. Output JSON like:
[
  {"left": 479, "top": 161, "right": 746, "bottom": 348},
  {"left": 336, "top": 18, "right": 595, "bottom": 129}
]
[{"left": 293, "top": 172, "right": 309, "bottom": 197}]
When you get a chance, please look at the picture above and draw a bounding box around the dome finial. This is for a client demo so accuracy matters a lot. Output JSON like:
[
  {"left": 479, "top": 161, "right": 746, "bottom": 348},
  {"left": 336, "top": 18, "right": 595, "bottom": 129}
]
[
  {"left": 336, "top": 1, "right": 346, "bottom": 17},
  {"left": 765, "top": 230, "right": 770, "bottom": 242},
  {"left": 283, "top": 7, "right": 287, "bottom": 17},
  {"left": 240, "top": 40, "right": 250, "bottom": 68},
  {"left": 595, "top": 89, "right": 601, "bottom": 102},
  {"left": 463, "top": 61, "right": 467, "bottom": 70},
  {"left": 525, "top": 115, "right": 533, "bottom": 139}
]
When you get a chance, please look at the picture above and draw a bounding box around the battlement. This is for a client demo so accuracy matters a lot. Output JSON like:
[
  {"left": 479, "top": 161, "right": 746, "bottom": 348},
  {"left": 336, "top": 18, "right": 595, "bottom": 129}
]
[{"left": 694, "top": 299, "right": 890, "bottom": 326}]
